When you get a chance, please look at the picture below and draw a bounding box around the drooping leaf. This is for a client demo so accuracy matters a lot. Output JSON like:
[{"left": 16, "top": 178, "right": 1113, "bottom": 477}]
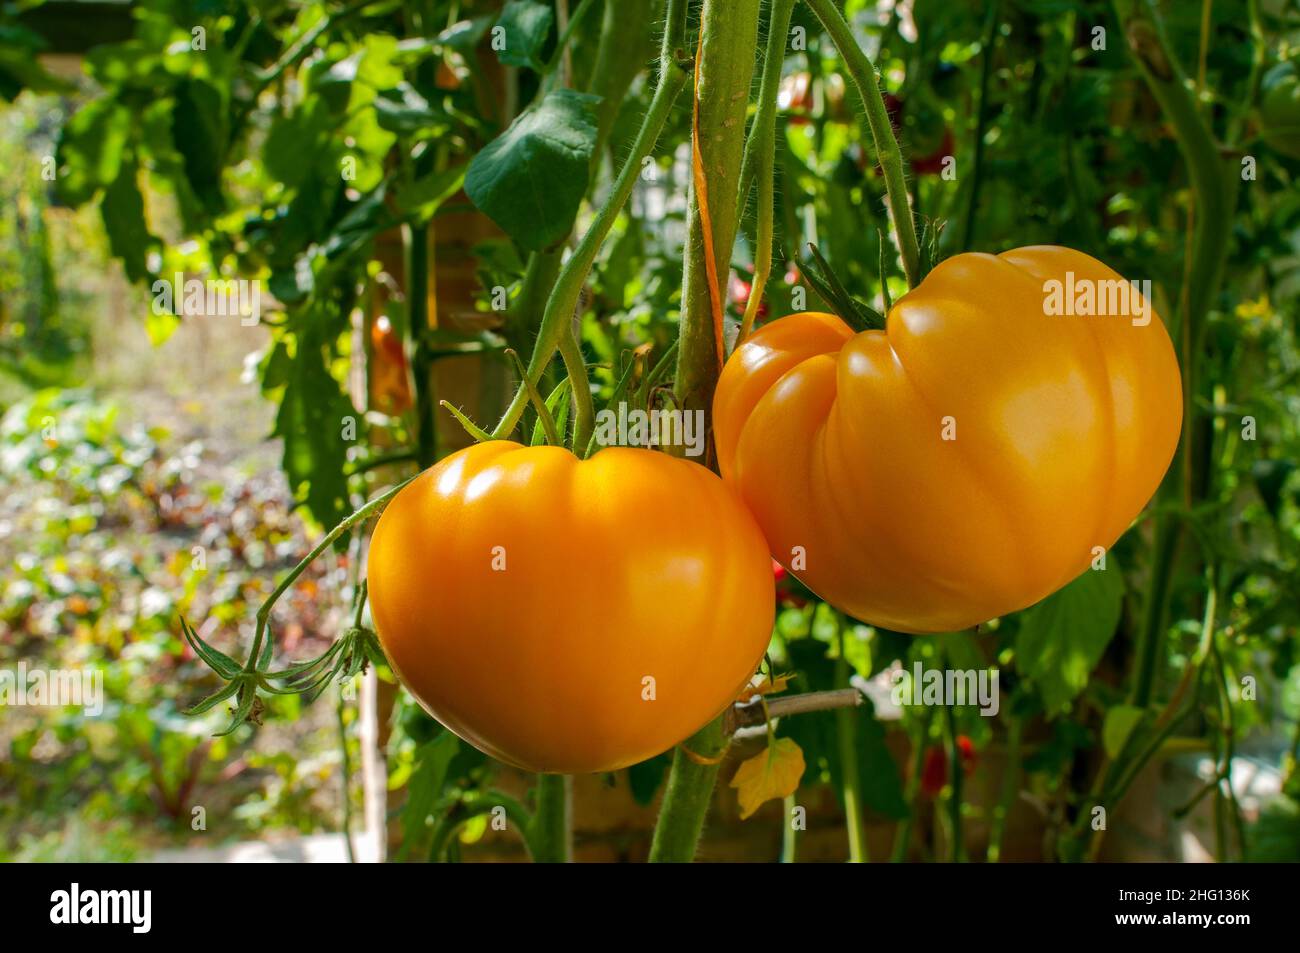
[
  {"left": 101, "top": 153, "right": 153, "bottom": 283},
  {"left": 731, "top": 737, "right": 806, "bottom": 820},
  {"left": 57, "top": 99, "right": 131, "bottom": 206},
  {"left": 1014, "top": 564, "right": 1125, "bottom": 714},
  {"left": 465, "top": 89, "right": 599, "bottom": 251},
  {"left": 171, "top": 78, "right": 228, "bottom": 213},
  {"left": 272, "top": 337, "right": 355, "bottom": 529}
]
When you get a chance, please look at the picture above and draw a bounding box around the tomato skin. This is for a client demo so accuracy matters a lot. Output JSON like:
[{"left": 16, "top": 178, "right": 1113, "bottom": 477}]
[
  {"left": 1259, "top": 61, "right": 1300, "bottom": 159},
  {"left": 713, "top": 246, "right": 1183, "bottom": 634},
  {"left": 919, "top": 736, "right": 975, "bottom": 797},
  {"left": 366, "top": 442, "right": 775, "bottom": 773}
]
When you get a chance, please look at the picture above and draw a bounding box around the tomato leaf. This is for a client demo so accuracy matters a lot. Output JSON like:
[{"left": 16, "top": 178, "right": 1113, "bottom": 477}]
[
  {"left": 397, "top": 731, "right": 460, "bottom": 860},
  {"left": 465, "top": 89, "right": 599, "bottom": 251},
  {"left": 395, "top": 164, "right": 468, "bottom": 223},
  {"left": 101, "top": 153, "right": 154, "bottom": 284},
  {"left": 56, "top": 99, "right": 131, "bottom": 206},
  {"left": 627, "top": 752, "right": 671, "bottom": 806},
  {"left": 731, "top": 737, "right": 806, "bottom": 820},
  {"left": 272, "top": 338, "right": 354, "bottom": 531},
  {"left": 171, "top": 77, "right": 228, "bottom": 214},
  {"left": 493, "top": 0, "right": 554, "bottom": 71},
  {"left": 847, "top": 699, "right": 910, "bottom": 820},
  {"left": 1014, "top": 564, "right": 1125, "bottom": 715},
  {"left": 1102, "top": 704, "right": 1146, "bottom": 759}
]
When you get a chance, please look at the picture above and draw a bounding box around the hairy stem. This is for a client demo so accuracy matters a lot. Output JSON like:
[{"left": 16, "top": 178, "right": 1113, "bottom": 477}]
[
  {"left": 737, "top": 0, "right": 797, "bottom": 344},
  {"left": 491, "top": 0, "right": 689, "bottom": 441},
  {"left": 672, "top": 0, "right": 762, "bottom": 432},
  {"left": 804, "top": 0, "right": 921, "bottom": 287}
]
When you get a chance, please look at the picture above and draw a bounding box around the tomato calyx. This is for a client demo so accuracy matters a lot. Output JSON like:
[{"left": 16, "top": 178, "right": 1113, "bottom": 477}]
[
  {"left": 799, "top": 243, "right": 886, "bottom": 332},
  {"left": 180, "top": 615, "right": 386, "bottom": 735}
]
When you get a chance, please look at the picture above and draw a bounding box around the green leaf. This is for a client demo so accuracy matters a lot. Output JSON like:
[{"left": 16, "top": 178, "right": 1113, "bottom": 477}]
[
  {"left": 273, "top": 338, "right": 354, "bottom": 529},
  {"left": 319, "top": 186, "right": 394, "bottom": 261},
  {"left": 0, "top": 33, "right": 74, "bottom": 100},
  {"left": 395, "top": 165, "right": 467, "bottom": 223},
  {"left": 494, "top": 0, "right": 554, "bottom": 70},
  {"left": 438, "top": 17, "right": 494, "bottom": 54},
  {"left": 845, "top": 700, "right": 909, "bottom": 820},
  {"left": 57, "top": 100, "right": 131, "bottom": 206},
  {"left": 465, "top": 89, "right": 599, "bottom": 251},
  {"left": 397, "top": 731, "right": 459, "bottom": 860},
  {"left": 1014, "top": 564, "right": 1125, "bottom": 715},
  {"left": 171, "top": 78, "right": 228, "bottom": 213},
  {"left": 627, "top": 753, "right": 671, "bottom": 806},
  {"left": 1102, "top": 704, "right": 1146, "bottom": 759},
  {"left": 101, "top": 154, "right": 153, "bottom": 283}
]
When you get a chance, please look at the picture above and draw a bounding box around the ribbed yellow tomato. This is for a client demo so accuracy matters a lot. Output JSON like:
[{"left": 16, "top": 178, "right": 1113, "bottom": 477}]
[
  {"left": 714, "top": 246, "right": 1182, "bottom": 634},
  {"left": 366, "top": 441, "right": 774, "bottom": 773}
]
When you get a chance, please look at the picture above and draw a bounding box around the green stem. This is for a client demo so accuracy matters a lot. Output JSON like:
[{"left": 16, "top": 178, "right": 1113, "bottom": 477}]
[
  {"left": 986, "top": 715, "right": 1021, "bottom": 862},
  {"left": 1114, "top": 0, "right": 1237, "bottom": 709},
  {"left": 529, "top": 774, "right": 573, "bottom": 863},
  {"left": 890, "top": 703, "right": 933, "bottom": 862},
  {"left": 505, "top": 250, "right": 564, "bottom": 361},
  {"left": 559, "top": 330, "right": 594, "bottom": 450},
  {"left": 804, "top": 0, "right": 921, "bottom": 287},
  {"left": 834, "top": 614, "right": 868, "bottom": 862},
  {"left": 429, "top": 793, "right": 535, "bottom": 862},
  {"left": 406, "top": 220, "right": 437, "bottom": 469},
  {"left": 649, "top": 717, "right": 727, "bottom": 862},
  {"left": 648, "top": 0, "right": 760, "bottom": 861},
  {"left": 346, "top": 449, "right": 419, "bottom": 475},
  {"left": 959, "top": 0, "right": 1000, "bottom": 251},
  {"left": 780, "top": 793, "right": 799, "bottom": 862},
  {"left": 505, "top": 349, "right": 561, "bottom": 446},
  {"left": 491, "top": 0, "right": 689, "bottom": 441},
  {"left": 672, "top": 0, "right": 762, "bottom": 426},
  {"left": 336, "top": 689, "right": 356, "bottom": 863},
  {"left": 943, "top": 674, "right": 965, "bottom": 862},
  {"left": 544, "top": 0, "right": 601, "bottom": 78},
  {"left": 250, "top": 479, "right": 411, "bottom": 662},
  {"left": 737, "top": 0, "right": 796, "bottom": 344}
]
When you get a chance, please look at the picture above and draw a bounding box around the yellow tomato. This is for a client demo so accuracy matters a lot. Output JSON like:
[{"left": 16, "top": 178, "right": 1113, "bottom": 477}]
[
  {"left": 366, "top": 441, "right": 775, "bottom": 773},
  {"left": 714, "top": 246, "right": 1182, "bottom": 633}
]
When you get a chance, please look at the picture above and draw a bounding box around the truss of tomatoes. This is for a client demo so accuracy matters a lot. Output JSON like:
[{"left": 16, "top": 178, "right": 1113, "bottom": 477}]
[{"left": 367, "top": 245, "right": 1181, "bottom": 773}]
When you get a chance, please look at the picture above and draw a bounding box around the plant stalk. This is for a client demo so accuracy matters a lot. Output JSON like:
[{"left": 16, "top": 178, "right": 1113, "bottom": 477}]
[
  {"left": 835, "top": 617, "right": 869, "bottom": 862},
  {"left": 649, "top": 717, "right": 728, "bottom": 862},
  {"left": 530, "top": 773, "right": 573, "bottom": 863},
  {"left": 491, "top": 0, "right": 689, "bottom": 441},
  {"left": 804, "top": 0, "right": 921, "bottom": 287},
  {"left": 672, "top": 0, "right": 762, "bottom": 431}
]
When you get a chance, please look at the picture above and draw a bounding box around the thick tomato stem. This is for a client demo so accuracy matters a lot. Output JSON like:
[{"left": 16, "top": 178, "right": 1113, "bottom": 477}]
[{"left": 650, "top": 0, "right": 762, "bottom": 863}]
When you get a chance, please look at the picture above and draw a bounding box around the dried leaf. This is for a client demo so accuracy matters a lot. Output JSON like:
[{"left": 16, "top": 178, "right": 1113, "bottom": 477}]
[{"left": 730, "top": 737, "right": 805, "bottom": 820}]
